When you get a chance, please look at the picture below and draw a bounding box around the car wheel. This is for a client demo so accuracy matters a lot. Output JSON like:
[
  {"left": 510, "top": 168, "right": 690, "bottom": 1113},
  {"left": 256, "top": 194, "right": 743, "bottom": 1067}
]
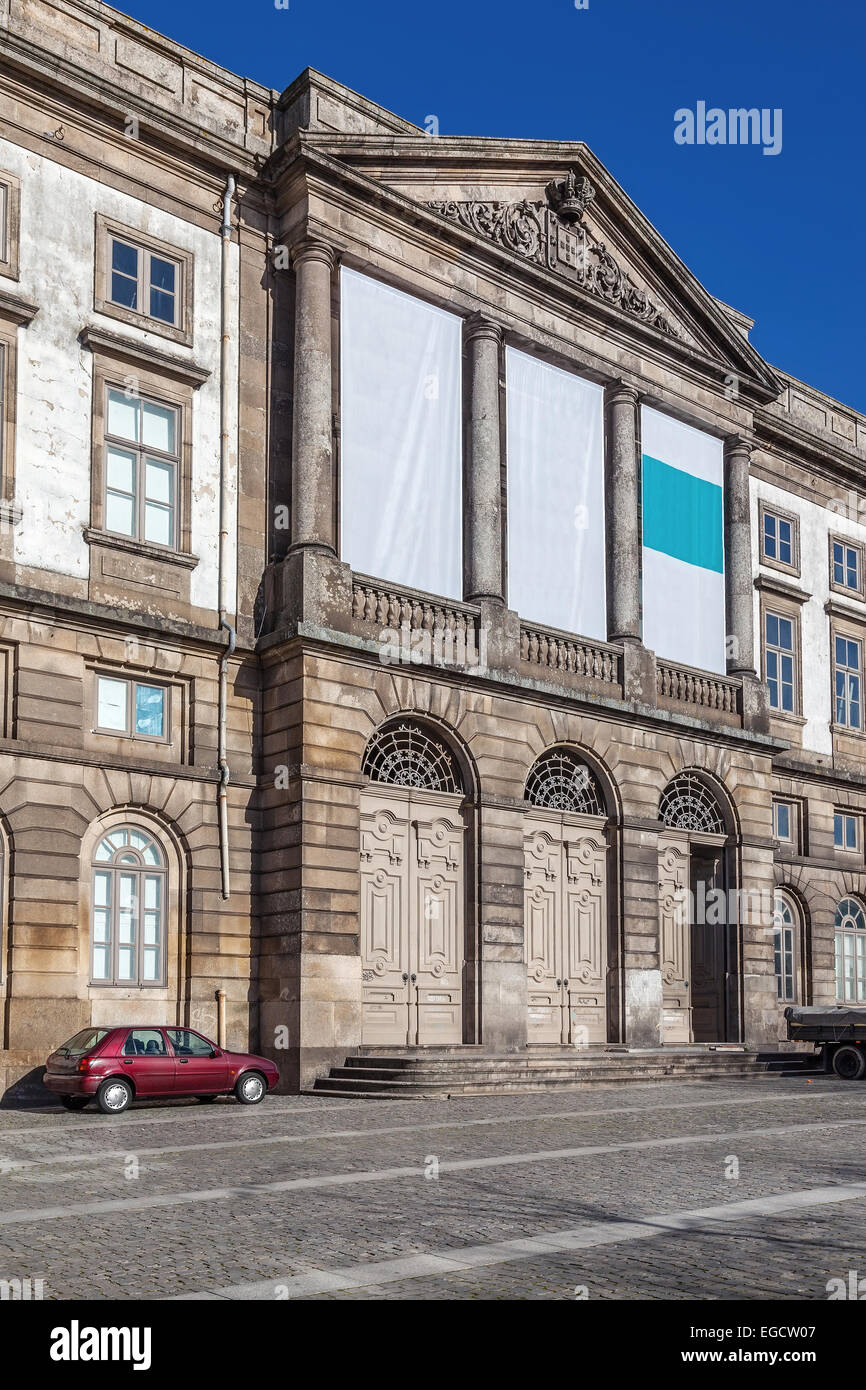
[
  {"left": 96, "top": 1078, "right": 133, "bottom": 1114},
  {"left": 235, "top": 1071, "right": 266, "bottom": 1105},
  {"left": 196, "top": 1095, "right": 219, "bottom": 1103},
  {"left": 832, "top": 1045, "right": 866, "bottom": 1080},
  {"left": 60, "top": 1096, "right": 89, "bottom": 1111}
]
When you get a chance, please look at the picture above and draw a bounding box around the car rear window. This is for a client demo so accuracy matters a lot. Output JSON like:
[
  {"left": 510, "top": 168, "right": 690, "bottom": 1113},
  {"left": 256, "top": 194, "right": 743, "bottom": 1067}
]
[{"left": 55, "top": 1028, "right": 110, "bottom": 1057}]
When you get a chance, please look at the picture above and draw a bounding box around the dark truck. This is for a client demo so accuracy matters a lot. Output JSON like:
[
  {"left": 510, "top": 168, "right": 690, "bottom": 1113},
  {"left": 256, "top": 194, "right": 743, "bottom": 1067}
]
[{"left": 785, "top": 1006, "right": 866, "bottom": 1079}]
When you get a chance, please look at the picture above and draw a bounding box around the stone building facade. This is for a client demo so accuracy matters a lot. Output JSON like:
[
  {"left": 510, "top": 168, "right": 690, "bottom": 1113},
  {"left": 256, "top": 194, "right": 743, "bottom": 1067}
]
[{"left": 1, "top": 0, "right": 865, "bottom": 1091}]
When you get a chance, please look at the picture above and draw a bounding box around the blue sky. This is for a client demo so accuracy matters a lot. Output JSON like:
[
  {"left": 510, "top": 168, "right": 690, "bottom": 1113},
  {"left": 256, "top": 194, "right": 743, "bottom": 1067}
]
[{"left": 120, "top": 0, "right": 865, "bottom": 413}]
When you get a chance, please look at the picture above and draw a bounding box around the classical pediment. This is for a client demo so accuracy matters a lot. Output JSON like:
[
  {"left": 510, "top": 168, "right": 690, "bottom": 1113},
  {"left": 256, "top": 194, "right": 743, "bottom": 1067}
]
[
  {"left": 281, "top": 72, "right": 783, "bottom": 401},
  {"left": 428, "top": 177, "right": 687, "bottom": 343}
]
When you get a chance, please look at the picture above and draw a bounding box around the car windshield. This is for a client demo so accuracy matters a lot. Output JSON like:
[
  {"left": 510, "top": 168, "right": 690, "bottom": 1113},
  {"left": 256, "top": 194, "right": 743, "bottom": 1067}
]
[{"left": 55, "top": 1028, "right": 110, "bottom": 1057}]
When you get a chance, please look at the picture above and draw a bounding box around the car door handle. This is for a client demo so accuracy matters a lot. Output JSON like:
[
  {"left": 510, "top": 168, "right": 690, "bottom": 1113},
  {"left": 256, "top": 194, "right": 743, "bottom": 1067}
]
[
  {"left": 123, "top": 1059, "right": 134, "bottom": 1065},
  {"left": 178, "top": 1058, "right": 189, "bottom": 1064}
]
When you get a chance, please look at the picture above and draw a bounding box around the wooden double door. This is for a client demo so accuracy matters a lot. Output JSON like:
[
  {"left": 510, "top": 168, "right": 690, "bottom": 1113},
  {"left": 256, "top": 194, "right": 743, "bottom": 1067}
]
[
  {"left": 360, "top": 787, "right": 465, "bottom": 1045},
  {"left": 659, "top": 832, "right": 728, "bottom": 1043},
  {"left": 523, "top": 813, "right": 609, "bottom": 1045}
]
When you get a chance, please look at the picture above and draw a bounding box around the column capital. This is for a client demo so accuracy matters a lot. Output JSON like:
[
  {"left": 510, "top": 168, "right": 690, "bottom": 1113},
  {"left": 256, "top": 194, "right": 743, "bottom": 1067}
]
[
  {"left": 724, "top": 432, "right": 754, "bottom": 458},
  {"left": 605, "top": 379, "right": 640, "bottom": 407},
  {"left": 290, "top": 238, "right": 338, "bottom": 271},
  {"left": 464, "top": 312, "right": 504, "bottom": 346}
]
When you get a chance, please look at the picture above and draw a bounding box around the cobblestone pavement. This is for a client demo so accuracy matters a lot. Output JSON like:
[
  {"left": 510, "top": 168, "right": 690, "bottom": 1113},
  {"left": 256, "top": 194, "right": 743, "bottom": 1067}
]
[{"left": 0, "top": 1075, "right": 864, "bottom": 1300}]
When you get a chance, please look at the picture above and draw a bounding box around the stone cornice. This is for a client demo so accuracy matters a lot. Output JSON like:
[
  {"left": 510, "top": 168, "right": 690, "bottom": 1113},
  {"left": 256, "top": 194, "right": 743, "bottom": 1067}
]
[
  {"left": 78, "top": 326, "right": 211, "bottom": 388},
  {"left": 0, "top": 289, "right": 38, "bottom": 326}
]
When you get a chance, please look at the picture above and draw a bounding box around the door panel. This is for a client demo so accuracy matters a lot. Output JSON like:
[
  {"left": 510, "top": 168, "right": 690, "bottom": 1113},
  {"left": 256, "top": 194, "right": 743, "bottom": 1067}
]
[
  {"left": 119, "top": 1028, "right": 176, "bottom": 1096},
  {"left": 166, "top": 1029, "right": 230, "bottom": 1094},
  {"left": 564, "top": 832, "right": 607, "bottom": 1044},
  {"left": 524, "top": 825, "right": 561, "bottom": 1043},
  {"left": 659, "top": 833, "right": 691, "bottom": 1043},
  {"left": 524, "top": 816, "right": 608, "bottom": 1045},
  {"left": 361, "top": 791, "right": 464, "bottom": 1045},
  {"left": 690, "top": 846, "right": 726, "bottom": 1043}
]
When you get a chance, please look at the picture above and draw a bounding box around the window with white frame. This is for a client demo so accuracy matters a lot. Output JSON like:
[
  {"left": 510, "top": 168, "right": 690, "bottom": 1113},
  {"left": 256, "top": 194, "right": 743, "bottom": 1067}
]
[
  {"left": 95, "top": 674, "right": 167, "bottom": 740},
  {"left": 761, "top": 507, "right": 796, "bottom": 570},
  {"left": 834, "top": 811, "right": 860, "bottom": 852},
  {"left": 108, "top": 234, "right": 181, "bottom": 328},
  {"left": 772, "top": 799, "right": 796, "bottom": 847},
  {"left": 104, "top": 388, "right": 179, "bottom": 548},
  {"left": 835, "top": 897, "right": 866, "bottom": 1003},
  {"left": 91, "top": 827, "right": 166, "bottom": 986},
  {"left": 834, "top": 634, "right": 863, "bottom": 730},
  {"left": 773, "top": 892, "right": 798, "bottom": 1002},
  {"left": 832, "top": 538, "right": 863, "bottom": 596},
  {"left": 764, "top": 611, "right": 796, "bottom": 713}
]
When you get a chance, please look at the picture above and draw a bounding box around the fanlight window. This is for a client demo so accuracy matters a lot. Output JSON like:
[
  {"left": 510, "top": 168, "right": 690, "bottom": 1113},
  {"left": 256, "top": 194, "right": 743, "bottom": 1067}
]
[
  {"left": 525, "top": 749, "right": 605, "bottom": 815},
  {"left": 91, "top": 827, "right": 166, "bottom": 987},
  {"left": 362, "top": 722, "right": 461, "bottom": 793},
  {"left": 659, "top": 774, "right": 726, "bottom": 834},
  {"left": 835, "top": 897, "right": 866, "bottom": 1003}
]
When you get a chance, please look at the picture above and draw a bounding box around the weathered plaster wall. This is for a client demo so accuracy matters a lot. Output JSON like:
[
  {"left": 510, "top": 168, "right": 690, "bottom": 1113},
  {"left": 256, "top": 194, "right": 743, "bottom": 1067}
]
[{"left": 0, "top": 136, "right": 239, "bottom": 614}]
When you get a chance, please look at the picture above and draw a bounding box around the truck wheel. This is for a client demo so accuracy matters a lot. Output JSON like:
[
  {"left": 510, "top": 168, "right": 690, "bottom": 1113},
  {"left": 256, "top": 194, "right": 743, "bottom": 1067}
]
[{"left": 832, "top": 1045, "right": 866, "bottom": 1080}]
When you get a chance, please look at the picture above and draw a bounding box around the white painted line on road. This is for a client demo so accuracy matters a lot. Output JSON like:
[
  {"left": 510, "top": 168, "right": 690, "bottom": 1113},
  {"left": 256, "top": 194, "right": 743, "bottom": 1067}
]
[
  {"left": 175, "top": 1181, "right": 866, "bottom": 1299},
  {"left": 0, "top": 1116, "right": 863, "bottom": 1226}
]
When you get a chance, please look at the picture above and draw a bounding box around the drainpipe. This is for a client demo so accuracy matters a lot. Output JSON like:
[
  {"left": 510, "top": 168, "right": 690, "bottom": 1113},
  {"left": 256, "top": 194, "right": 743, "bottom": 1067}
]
[
  {"left": 216, "top": 989, "right": 227, "bottom": 1049},
  {"left": 218, "top": 173, "right": 236, "bottom": 901}
]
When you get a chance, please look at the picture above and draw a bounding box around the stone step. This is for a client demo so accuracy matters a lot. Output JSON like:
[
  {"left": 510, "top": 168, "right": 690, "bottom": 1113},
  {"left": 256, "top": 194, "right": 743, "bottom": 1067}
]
[{"left": 310, "top": 1046, "right": 820, "bottom": 1098}]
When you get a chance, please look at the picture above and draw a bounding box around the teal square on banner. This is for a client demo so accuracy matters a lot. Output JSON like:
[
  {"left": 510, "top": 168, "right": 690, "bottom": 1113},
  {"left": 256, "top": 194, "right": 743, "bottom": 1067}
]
[{"left": 642, "top": 454, "right": 724, "bottom": 572}]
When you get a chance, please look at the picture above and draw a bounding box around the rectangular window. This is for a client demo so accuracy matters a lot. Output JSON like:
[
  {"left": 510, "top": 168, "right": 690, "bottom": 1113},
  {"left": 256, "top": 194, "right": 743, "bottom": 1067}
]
[
  {"left": 772, "top": 801, "right": 792, "bottom": 843},
  {"left": 834, "top": 812, "right": 860, "bottom": 852},
  {"left": 0, "top": 172, "right": 20, "bottom": 279},
  {"left": 507, "top": 348, "right": 606, "bottom": 640},
  {"left": 340, "top": 268, "right": 462, "bottom": 599},
  {"left": 763, "top": 511, "right": 792, "bottom": 566},
  {"left": 834, "top": 634, "right": 862, "bottom": 730},
  {"left": 95, "top": 675, "right": 167, "bottom": 740},
  {"left": 765, "top": 610, "right": 796, "bottom": 713},
  {"left": 759, "top": 502, "right": 798, "bottom": 574},
  {"left": 108, "top": 235, "right": 180, "bottom": 328},
  {"left": 104, "top": 388, "right": 179, "bottom": 548},
  {"left": 828, "top": 533, "right": 861, "bottom": 594}
]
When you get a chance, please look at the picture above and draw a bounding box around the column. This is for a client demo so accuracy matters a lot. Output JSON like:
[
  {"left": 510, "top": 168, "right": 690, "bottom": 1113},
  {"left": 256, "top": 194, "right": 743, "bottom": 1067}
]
[
  {"left": 465, "top": 315, "right": 504, "bottom": 603},
  {"left": 606, "top": 382, "right": 641, "bottom": 643},
  {"left": 724, "top": 434, "right": 755, "bottom": 675},
  {"left": 290, "top": 239, "right": 336, "bottom": 553}
]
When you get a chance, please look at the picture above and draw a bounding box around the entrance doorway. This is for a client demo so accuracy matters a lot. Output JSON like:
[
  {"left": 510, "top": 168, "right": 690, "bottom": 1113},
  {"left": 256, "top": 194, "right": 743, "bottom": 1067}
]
[
  {"left": 359, "top": 721, "right": 468, "bottom": 1046},
  {"left": 523, "top": 748, "right": 612, "bottom": 1046},
  {"left": 658, "top": 773, "right": 732, "bottom": 1044}
]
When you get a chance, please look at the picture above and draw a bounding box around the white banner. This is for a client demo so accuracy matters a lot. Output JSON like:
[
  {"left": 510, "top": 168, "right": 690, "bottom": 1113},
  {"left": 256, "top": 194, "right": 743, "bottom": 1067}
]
[
  {"left": 340, "top": 268, "right": 462, "bottom": 599},
  {"left": 640, "top": 406, "right": 726, "bottom": 674},
  {"left": 506, "top": 348, "right": 606, "bottom": 639}
]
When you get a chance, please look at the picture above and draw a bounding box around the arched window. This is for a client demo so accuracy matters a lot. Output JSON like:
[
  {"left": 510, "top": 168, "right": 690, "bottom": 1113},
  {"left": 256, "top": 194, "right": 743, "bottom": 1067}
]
[
  {"left": 773, "top": 892, "right": 798, "bottom": 1002},
  {"left": 835, "top": 897, "right": 866, "bottom": 1003},
  {"left": 361, "top": 721, "right": 461, "bottom": 793},
  {"left": 525, "top": 748, "right": 606, "bottom": 815},
  {"left": 92, "top": 827, "right": 166, "bottom": 986},
  {"left": 659, "top": 773, "right": 726, "bottom": 835}
]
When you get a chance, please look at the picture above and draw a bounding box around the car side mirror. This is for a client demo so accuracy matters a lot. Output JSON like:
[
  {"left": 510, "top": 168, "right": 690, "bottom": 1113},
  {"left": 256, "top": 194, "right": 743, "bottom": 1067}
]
[{"left": 210, "top": 1049, "right": 221, "bottom": 1058}]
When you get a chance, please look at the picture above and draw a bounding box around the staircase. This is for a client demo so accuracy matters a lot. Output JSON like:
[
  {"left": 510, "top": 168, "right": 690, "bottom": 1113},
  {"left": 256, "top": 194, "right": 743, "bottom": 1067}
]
[{"left": 310, "top": 1046, "right": 821, "bottom": 1098}]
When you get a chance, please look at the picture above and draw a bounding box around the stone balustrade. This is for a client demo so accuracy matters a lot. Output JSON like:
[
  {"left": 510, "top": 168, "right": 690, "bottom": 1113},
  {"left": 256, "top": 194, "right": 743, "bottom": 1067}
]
[
  {"left": 519, "top": 624, "right": 622, "bottom": 687},
  {"left": 656, "top": 661, "right": 742, "bottom": 715}
]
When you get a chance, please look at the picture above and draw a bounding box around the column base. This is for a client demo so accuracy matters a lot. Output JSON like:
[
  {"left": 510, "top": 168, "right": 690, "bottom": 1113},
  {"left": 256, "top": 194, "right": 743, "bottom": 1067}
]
[
  {"left": 624, "top": 968, "right": 663, "bottom": 1046},
  {"left": 264, "top": 547, "right": 353, "bottom": 633}
]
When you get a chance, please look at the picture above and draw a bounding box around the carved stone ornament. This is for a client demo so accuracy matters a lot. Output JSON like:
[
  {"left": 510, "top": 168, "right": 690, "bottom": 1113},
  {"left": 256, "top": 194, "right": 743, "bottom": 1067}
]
[
  {"left": 428, "top": 184, "right": 680, "bottom": 338},
  {"left": 545, "top": 169, "right": 595, "bottom": 223}
]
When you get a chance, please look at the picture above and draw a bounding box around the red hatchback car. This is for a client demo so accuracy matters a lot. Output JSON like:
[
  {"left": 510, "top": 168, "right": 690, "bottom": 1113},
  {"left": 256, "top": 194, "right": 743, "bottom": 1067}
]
[{"left": 43, "top": 1026, "right": 280, "bottom": 1114}]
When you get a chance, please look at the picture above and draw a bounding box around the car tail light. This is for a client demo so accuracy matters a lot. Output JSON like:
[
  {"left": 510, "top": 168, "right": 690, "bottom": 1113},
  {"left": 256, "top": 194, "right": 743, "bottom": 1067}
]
[{"left": 77, "top": 1057, "right": 91, "bottom": 1073}]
